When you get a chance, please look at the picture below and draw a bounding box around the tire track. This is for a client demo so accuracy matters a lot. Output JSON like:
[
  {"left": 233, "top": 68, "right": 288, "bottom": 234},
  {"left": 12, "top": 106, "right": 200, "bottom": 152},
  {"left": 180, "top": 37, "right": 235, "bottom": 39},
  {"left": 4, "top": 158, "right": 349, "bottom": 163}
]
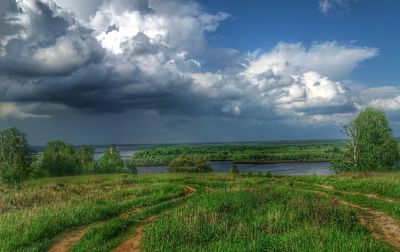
[
  {"left": 308, "top": 188, "right": 400, "bottom": 251},
  {"left": 47, "top": 186, "right": 196, "bottom": 252},
  {"left": 113, "top": 186, "right": 197, "bottom": 252}
]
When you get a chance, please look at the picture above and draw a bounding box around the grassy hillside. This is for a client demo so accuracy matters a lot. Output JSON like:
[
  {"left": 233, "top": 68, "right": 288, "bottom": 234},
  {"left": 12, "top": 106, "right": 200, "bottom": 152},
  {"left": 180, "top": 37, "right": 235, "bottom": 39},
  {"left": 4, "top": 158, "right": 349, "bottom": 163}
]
[{"left": 1, "top": 172, "right": 399, "bottom": 251}]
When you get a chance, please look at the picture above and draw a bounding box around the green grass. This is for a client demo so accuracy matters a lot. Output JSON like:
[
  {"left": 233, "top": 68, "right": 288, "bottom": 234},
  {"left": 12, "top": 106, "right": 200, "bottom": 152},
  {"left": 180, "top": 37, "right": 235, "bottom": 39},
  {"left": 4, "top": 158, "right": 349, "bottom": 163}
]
[
  {"left": 131, "top": 141, "right": 344, "bottom": 165},
  {"left": 290, "top": 172, "right": 400, "bottom": 200},
  {"left": 141, "top": 181, "right": 391, "bottom": 252},
  {"left": 0, "top": 172, "right": 398, "bottom": 252}
]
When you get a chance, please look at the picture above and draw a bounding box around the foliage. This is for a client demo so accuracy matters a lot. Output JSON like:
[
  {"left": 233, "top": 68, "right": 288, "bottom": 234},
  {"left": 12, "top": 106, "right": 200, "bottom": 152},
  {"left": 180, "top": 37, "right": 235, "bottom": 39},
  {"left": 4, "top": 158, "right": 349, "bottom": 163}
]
[
  {"left": 334, "top": 107, "right": 400, "bottom": 171},
  {"left": 0, "top": 128, "right": 33, "bottom": 183},
  {"left": 97, "top": 145, "right": 124, "bottom": 173},
  {"left": 124, "top": 160, "right": 138, "bottom": 174},
  {"left": 132, "top": 141, "right": 344, "bottom": 166},
  {"left": 230, "top": 164, "right": 239, "bottom": 173},
  {"left": 167, "top": 154, "right": 212, "bottom": 173},
  {"left": 75, "top": 145, "right": 95, "bottom": 174},
  {"left": 40, "top": 140, "right": 78, "bottom": 176}
]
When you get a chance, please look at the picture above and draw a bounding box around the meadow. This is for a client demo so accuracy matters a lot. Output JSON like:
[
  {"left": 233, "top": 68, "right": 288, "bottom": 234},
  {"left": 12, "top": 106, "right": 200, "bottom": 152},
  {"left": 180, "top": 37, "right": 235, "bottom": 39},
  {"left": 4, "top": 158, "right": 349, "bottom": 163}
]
[
  {"left": 131, "top": 140, "right": 344, "bottom": 166},
  {"left": 0, "top": 172, "right": 399, "bottom": 251}
]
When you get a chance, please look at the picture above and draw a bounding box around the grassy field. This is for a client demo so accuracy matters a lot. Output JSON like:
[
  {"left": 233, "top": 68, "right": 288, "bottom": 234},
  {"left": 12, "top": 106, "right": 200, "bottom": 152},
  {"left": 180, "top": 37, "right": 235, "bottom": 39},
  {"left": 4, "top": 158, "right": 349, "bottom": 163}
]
[
  {"left": 131, "top": 140, "right": 345, "bottom": 166},
  {"left": 0, "top": 172, "right": 399, "bottom": 251}
]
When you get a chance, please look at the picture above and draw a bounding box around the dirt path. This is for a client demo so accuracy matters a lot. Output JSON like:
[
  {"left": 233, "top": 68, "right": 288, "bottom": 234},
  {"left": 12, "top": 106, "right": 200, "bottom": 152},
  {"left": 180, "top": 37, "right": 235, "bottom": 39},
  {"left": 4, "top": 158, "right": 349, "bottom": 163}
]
[
  {"left": 317, "top": 184, "right": 396, "bottom": 203},
  {"left": 47, "top": 186, "right": 196, "bottom": 252},
  {"left": 48, "top": 208, "right": 141, "bottom": 252},
  {"left": 338, "top": 199, "right": 400, "bottom": 250},
  {"left": 309, "top": 188, "right": 400, "bottom": 251},
  {"left": 113, "top": 186, "right": 197, "bottom": 252},
  {"left": 48, "top": 227, "right": 89, "bottom": 252}
]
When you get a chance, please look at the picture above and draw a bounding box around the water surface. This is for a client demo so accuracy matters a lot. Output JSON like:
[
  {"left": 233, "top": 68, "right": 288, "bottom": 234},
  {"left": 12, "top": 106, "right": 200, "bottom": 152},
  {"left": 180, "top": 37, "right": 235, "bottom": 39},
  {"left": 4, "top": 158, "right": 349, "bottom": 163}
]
[{"left": 137, "top": 161, "right": 332, "bottom": 175}]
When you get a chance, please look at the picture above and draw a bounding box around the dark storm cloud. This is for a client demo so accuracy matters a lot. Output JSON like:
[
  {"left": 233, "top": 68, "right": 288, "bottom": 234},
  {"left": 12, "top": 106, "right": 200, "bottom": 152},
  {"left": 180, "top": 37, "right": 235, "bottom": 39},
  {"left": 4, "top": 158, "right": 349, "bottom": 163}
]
[
  {"left": 0, "top": 0, "right": 392, "bottom": 127},
  {"left": 0, "top": 0, "right": 104, "bottom": 77},
  {"left": 0, "top": 0, "right": 245, "bottom": 118}
]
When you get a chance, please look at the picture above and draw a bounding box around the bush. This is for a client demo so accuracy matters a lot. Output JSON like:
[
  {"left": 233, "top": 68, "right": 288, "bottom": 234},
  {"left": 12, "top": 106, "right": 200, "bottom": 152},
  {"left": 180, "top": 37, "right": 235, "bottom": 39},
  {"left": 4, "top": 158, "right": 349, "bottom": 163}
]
[
  {"left": 40, "top": 140, "right": 78, "bottom": 177},
  {"left": 97, "top": 145, "right": 124, "bottom": 173},
  {"left": 0, "top": 128, "right": 33, "bottom": 183},
  {"left": 124, "top": 160, "right": 138, "bottom": 174},
  {"left": 230, "top": 164, "right": 239, "bottom": 174},
  {"left": 75, "top": 145, "right": 95, "bottom": 174},
  {"left": 167, "top": 155, "right": 212, "bottom": 173}
]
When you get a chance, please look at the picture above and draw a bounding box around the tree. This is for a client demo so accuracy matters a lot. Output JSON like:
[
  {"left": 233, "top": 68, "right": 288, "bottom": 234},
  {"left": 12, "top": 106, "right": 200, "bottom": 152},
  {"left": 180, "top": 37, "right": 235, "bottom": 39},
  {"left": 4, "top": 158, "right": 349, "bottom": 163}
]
[
  {"left": 75, "top": 145, "right": 95, "bottom": 174},
  {"left": 98, "top": 145, "right": 124, "bottom": 173},
  {"left": 41, "top": 140, "right": 78, "bottom": 176},
  {"left": 334, "top": 107, "right": 400, "bottom": 171},
  {"left": 0, "top": 128, "right": 33, "bottom": 183},
  {"left": 167, "top": 154, "right": 212, "bottom": 173}
]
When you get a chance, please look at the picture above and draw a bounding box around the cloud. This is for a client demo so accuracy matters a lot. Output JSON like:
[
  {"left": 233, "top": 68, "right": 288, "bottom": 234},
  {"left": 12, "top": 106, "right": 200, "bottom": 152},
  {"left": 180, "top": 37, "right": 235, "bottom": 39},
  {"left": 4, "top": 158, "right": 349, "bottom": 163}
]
[
  {"left": 0, "top": 102, "right": 50, "bottom": 119},
  {"left": 359, "top": 86, "right": 400, "bottom": 112},
  {"left": 319, "top": 0, "right": 360, "bottom": 14},
  {"left": 0, "top": 0, "right": 104, "bottom": 76},
  {"left": 0, "top": 0, "right": 397, "bottom": 130},
  {"left": 244, "top": 42, "right": 377, "bottom": 80}
]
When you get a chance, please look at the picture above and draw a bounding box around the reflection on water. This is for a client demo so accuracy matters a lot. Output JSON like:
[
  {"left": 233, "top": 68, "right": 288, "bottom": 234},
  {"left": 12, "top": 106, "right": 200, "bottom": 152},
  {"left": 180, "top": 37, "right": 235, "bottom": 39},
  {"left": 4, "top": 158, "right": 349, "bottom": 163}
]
[{"left": 137, "top": 161, "right": 332, "bottom": 175}]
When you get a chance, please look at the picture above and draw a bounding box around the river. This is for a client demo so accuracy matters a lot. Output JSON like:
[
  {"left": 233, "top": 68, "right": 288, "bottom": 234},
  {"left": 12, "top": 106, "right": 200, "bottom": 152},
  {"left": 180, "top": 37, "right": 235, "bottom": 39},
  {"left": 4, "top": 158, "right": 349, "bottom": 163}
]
[{"left": 137, "top": 161, "right": 332, "bottom": 175}]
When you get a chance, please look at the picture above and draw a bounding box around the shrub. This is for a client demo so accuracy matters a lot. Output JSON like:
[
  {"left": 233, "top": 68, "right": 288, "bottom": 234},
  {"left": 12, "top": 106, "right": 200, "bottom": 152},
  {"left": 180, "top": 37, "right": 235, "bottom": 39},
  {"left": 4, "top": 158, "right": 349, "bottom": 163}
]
[
  {"left": 124, "top": 160, "right": 138, "bottom": 174},
  {"left": 40, "top": 140, "right": 78, "bottom": 177},
  {"left": 97, "top": 145, "right": 124, "bottom": 173},
  {"left": 167, "top": 155, "right": 212, "bottom": 173},
  {"left": 75, "top": 145, "right": 95, "bottom": 174}
]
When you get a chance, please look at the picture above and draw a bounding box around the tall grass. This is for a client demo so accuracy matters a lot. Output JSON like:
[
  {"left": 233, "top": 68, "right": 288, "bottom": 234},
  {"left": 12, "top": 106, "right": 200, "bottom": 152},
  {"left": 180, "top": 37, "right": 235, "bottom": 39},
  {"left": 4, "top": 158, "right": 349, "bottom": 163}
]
[
  {"left": 293, "top": 172, "right": 400, "bottom": 200},
  {"left": 142, "top": 183, "right": 392, "bottom": 251},
  {"left": 0, "top": 173, "right": 397, "bottom": 252}
]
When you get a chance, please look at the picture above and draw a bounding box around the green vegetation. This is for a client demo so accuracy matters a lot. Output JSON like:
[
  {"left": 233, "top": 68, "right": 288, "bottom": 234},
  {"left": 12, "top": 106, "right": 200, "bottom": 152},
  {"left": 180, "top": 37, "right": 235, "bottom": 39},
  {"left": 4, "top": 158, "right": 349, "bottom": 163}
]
[
  {"left": 0, "top": 173, "right": 398, "bottom": 251},
  {"left": 132, "top": 140, "right": 344, "bottom": 166},
  {"left": 334, "top": 107, "right": 400, "bottom": 172},
  {"left": 230, "top": 164, "right": 239, "bottom": 173},
  {"left": 291, "top": 172, "right": 400, "bottom": 201},
  {"left": 167, "top": 154, "right": 212, "bottom": 173},
  {"left": 75, "top": 145, "right": 96, "bottom": 174},
  {"left": 97, "top": 145, "right": 125, "bottom": 173},
  {"left": 0, "top": 127, "right": 33, "bottom": 183},
  {"left": 1, "top": 107, "right": 399, "bottom": 251},
  {"left": 143, "top": 182, "right": 388, "bottom": 251},
  {"left": 40, "top": 140, "right": 79, "bottom": 176},
  {"left": 0, "top": 127, "right": 138, "bottom": 180}
]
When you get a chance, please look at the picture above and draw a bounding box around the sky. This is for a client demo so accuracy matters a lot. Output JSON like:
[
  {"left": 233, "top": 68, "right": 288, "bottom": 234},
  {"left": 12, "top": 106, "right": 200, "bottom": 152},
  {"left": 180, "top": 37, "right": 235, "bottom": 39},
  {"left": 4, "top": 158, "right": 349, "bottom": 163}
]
[{"left": 0, "top": 0, "right": 399, "bottom": 145}]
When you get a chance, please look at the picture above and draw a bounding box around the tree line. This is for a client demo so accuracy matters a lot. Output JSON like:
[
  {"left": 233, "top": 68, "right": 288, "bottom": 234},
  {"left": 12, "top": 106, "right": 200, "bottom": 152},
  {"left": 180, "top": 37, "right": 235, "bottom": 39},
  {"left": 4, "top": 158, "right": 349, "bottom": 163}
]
[
  {"left": 0, "top": 107, "right": 399, "bottom": 183},
  {"left": 0, "top": 129, "right": 136, "bottom": 184}
]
